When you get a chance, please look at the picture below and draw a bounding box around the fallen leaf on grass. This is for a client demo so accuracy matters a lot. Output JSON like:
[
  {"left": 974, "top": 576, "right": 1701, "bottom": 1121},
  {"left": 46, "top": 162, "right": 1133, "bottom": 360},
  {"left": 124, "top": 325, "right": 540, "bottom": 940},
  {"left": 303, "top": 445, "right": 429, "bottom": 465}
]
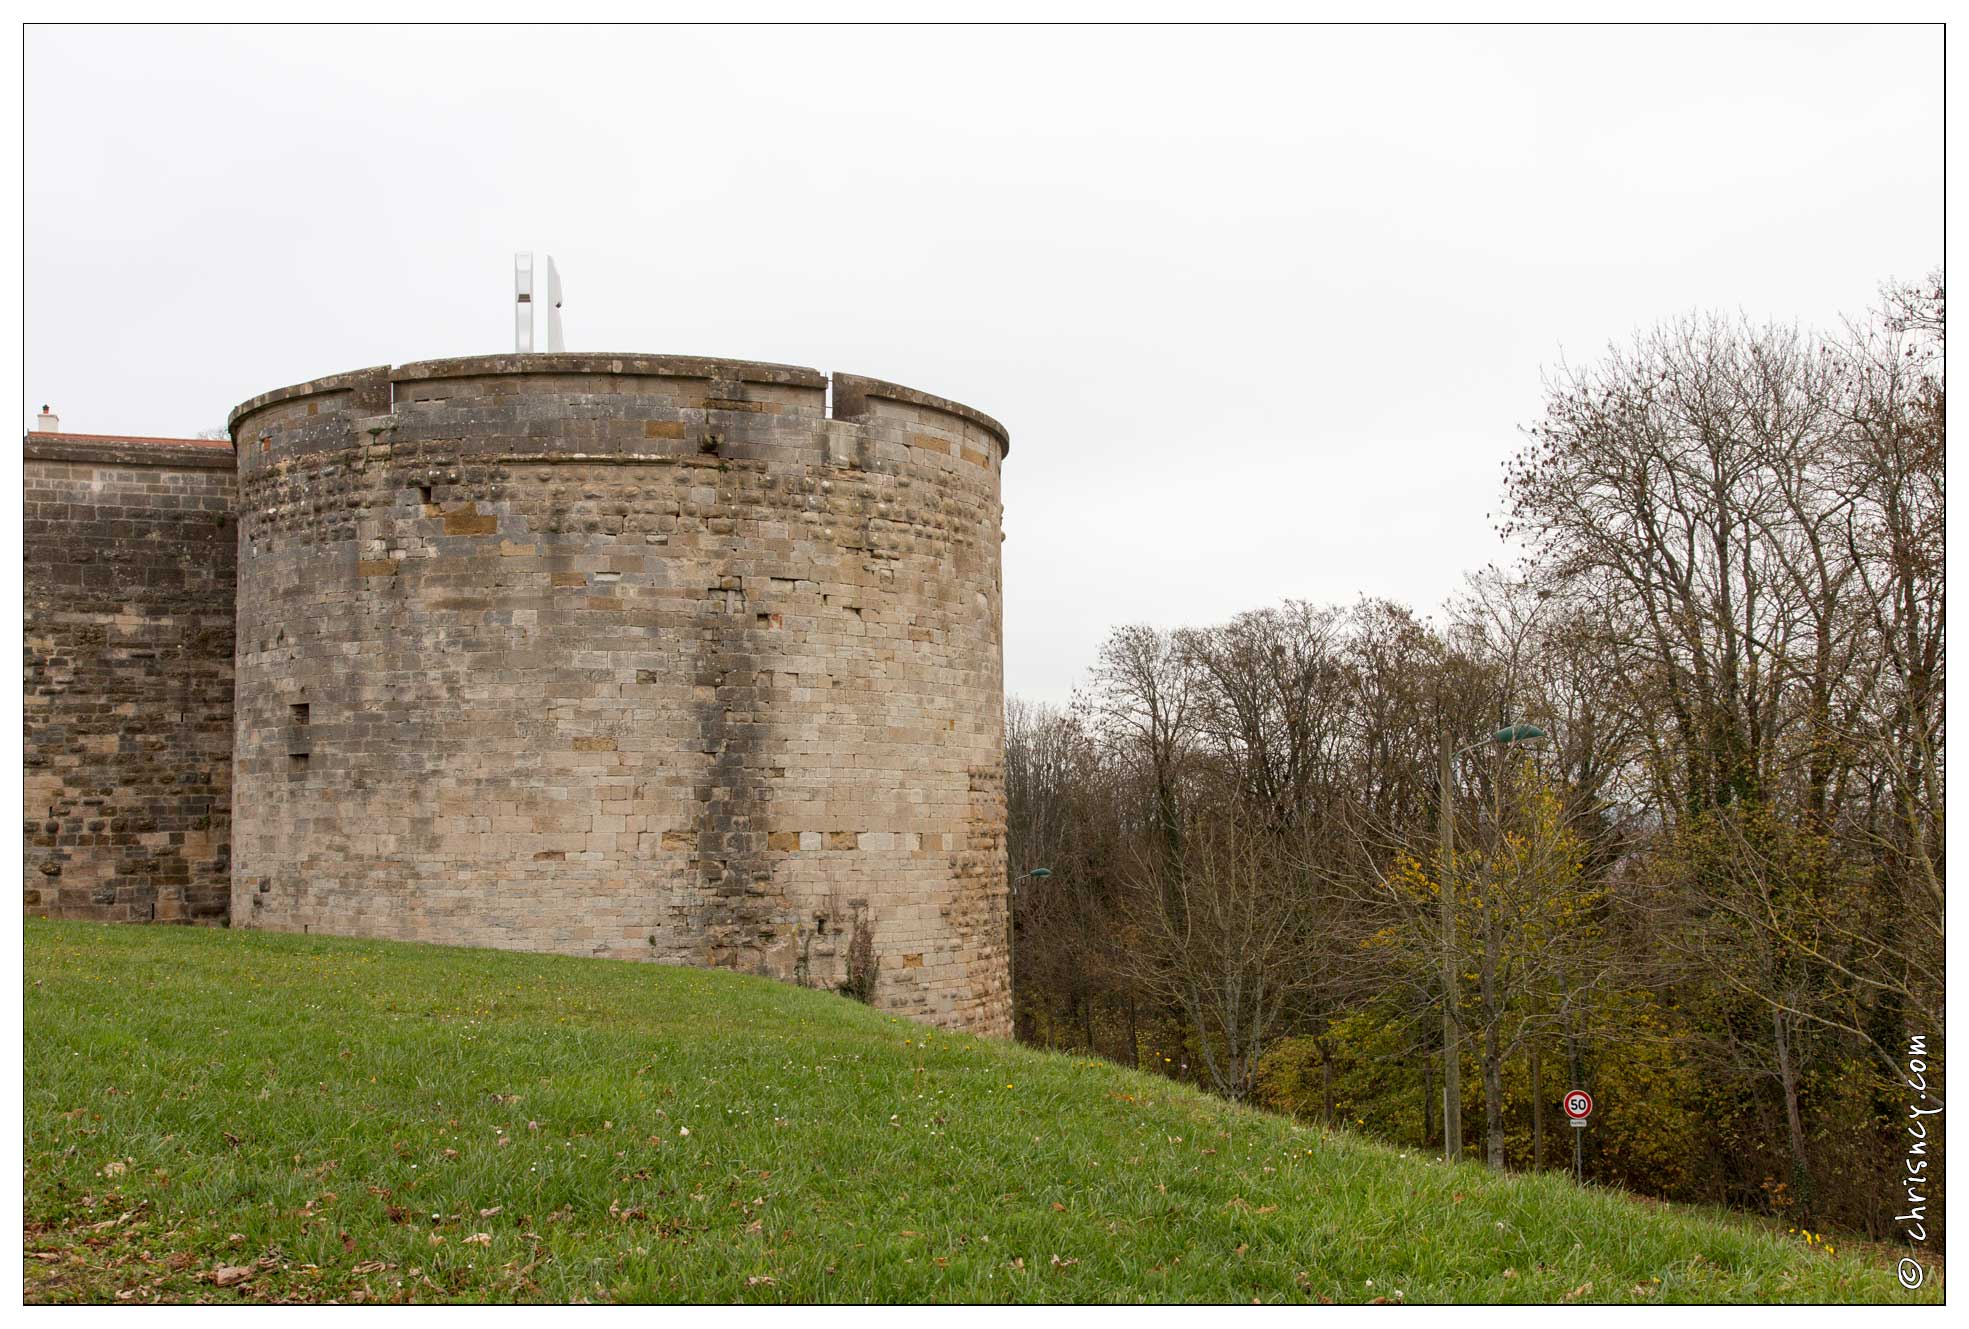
[
  {"left": 464, "top": 1233, "right": 492, "bottom": 1246},
  {"left": 351, "top": 1261, "right": 393, "bottom": 1275},
  {"left": 745, "top": 1275, "right": 777, "bottom": 1287},
  {"left": 210, "top": 1265, "right": 253, "bottom": 1287}
]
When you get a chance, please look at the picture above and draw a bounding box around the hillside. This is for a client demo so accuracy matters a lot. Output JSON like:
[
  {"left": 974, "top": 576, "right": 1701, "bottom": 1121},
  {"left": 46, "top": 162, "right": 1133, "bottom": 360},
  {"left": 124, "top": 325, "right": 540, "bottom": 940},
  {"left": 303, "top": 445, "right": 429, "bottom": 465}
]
[{"left": 23, "top": 920, "right": 1932, "bottom": 1304}]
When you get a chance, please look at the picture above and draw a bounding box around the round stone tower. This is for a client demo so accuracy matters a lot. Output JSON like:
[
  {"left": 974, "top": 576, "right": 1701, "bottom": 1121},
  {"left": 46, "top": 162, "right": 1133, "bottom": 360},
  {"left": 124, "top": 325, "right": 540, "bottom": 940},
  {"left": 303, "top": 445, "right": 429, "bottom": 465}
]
[{"left": 228, "top": 354, "right": 1010, "bottom": 1034}]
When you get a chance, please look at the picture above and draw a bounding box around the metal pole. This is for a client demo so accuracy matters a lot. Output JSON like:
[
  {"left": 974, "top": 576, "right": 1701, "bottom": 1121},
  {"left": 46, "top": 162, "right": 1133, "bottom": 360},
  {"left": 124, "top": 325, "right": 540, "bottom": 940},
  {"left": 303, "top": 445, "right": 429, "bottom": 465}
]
[
  {"left": 1439, "top": 729, "right": 1461, "bottom": 1164},
  {"left": 1574, "top": 1125, "right": 1583, "bottom": 1185},
  {"left": 1495, "top": 731, "right": 1505, "bottom": 839}
]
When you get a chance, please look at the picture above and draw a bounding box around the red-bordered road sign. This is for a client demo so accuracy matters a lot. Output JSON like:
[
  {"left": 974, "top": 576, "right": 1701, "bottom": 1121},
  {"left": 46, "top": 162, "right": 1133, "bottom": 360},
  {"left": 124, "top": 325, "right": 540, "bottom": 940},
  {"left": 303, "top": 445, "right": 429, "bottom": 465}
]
[{"left": 1563, "top": 1089, "right": 1594, "bottom": 1121}]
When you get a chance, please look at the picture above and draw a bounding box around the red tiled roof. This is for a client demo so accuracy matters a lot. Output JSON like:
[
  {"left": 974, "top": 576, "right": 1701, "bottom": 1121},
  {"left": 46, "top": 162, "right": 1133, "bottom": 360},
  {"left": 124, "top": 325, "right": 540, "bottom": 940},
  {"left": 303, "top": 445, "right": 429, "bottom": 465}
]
[{"left": 23, "top": 431, "right": 232, "bottom": 449}]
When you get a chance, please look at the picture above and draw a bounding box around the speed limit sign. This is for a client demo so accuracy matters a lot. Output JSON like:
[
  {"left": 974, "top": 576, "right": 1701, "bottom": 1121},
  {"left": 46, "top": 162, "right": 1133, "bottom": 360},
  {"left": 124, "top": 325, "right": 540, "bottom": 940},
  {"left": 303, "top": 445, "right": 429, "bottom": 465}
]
[{"left": 1564, "top": 1089, "right": 1593, "bottom": 1183}]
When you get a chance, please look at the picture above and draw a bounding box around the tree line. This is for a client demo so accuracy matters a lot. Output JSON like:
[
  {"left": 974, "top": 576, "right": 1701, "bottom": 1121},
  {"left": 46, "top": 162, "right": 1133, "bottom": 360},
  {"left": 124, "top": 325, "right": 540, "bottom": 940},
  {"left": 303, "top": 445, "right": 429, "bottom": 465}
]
[{"left": 1005, "top": 276, "right": 1943, "bottom": 1243}]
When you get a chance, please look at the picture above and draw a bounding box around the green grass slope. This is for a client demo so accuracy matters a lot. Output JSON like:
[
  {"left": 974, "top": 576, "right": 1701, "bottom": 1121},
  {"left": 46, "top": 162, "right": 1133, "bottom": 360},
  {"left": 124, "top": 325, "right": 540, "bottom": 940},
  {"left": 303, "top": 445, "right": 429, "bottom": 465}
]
[{"left": 23, "top": 920, "right": 1931, "bottom": 1304}]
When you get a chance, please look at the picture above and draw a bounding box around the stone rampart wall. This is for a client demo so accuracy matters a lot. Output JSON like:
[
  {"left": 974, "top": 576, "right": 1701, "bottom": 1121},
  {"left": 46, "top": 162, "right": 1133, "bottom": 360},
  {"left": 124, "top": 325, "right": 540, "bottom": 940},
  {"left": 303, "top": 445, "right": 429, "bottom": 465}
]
[{"left": 23, "top": 436, "right": 237, "bottom": 923}]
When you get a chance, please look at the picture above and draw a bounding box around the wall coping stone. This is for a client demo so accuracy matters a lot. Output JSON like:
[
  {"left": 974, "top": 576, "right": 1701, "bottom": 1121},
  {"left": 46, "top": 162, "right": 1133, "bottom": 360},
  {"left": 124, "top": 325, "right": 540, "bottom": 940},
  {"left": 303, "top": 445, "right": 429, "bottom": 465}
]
[
  {"left": 831, "top": 373, "right": 1009, "bottom": 455},
  {"left": 23, "top": 433, "right": 237, "bottom": 470},
  {"left": 230, "top": 354, "right": 1009, "bottom": 456}
]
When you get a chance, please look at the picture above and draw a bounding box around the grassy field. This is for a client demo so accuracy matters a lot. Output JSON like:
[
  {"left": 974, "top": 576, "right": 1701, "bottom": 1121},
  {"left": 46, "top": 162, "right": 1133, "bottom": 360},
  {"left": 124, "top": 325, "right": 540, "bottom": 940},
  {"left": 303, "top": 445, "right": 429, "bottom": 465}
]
[{"left": 23, "top": 919, "right": 1934, "bottom": 1304}]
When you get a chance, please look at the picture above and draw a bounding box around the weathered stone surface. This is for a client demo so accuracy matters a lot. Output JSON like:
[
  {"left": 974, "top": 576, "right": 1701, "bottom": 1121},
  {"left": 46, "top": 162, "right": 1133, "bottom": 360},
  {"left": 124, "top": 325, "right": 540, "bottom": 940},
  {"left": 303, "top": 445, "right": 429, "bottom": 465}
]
[
  {"left": 21, "top": 436, "right": 236, "bottom": 925},
  {"left": 228, "top": 353, "right": 1011, "bottom": 1034}
]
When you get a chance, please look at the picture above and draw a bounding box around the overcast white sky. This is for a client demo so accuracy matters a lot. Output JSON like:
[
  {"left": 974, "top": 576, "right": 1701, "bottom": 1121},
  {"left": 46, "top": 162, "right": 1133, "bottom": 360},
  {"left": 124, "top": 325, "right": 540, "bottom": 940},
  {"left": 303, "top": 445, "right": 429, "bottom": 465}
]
[{"left": 22, "top": 24, "right": 1941, "bottom": 705}]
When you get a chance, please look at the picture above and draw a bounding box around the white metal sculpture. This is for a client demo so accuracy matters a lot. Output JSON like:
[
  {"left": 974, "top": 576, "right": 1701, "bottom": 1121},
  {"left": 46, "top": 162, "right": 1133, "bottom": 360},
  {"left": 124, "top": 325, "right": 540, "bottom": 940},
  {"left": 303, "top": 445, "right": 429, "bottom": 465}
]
[
  {"left": 515, "top": 252, "right": 567, "bottom": 353},
  {"left": 514, "top": 252, "right": 535, "bottom": 353},
  {"left": 546, "top": 256, "right": 565, "bottom": 353}
]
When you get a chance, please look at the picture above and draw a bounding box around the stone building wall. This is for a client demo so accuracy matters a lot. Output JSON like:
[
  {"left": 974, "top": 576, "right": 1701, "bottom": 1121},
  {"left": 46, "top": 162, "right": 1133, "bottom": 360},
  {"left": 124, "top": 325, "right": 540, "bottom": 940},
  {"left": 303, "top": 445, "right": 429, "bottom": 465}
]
[
  {"left": 22, "top": 433, "right": 237, "bottom": 923},
  {"left": 228, "top": 354, "right": 1011, "bottom": 1033}
]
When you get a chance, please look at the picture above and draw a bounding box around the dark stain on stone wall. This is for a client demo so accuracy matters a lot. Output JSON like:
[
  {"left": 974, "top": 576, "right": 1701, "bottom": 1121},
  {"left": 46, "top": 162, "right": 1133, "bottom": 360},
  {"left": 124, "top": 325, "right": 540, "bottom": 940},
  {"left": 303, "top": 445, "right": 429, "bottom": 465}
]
[{"left": 691, "top": 582, "right": 780, "bottom": 973}]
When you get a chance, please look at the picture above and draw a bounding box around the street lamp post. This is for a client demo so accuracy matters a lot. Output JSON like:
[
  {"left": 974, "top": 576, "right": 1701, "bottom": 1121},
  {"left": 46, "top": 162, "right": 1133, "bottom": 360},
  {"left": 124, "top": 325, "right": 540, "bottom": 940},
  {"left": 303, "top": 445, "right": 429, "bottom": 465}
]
[
  {"left": 1437, "top": 722, "right": 1545, "bottom": 1166},
  {"left": 1438, "top": 732, "right": 1461, "bottom": 1164},
  {"left": 1007, "top": 867, "right": 1051, "bottom": 938},
  {"left": 1007, "top": 867, "right": 1052, "bottom": 1017}
]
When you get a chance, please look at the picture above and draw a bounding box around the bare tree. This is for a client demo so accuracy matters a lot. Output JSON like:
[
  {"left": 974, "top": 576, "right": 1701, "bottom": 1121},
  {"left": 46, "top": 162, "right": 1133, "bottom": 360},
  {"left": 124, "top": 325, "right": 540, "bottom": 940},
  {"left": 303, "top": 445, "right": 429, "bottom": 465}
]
[
  {"left": 1120, "top": 807, "right": 1318, "bottom": 1101},
  {"left": 1079, "top": 624, "right": 1201, "bottom": 877},
  {"left": 1005, "top": 699, "right": 1135, "bottom": 1057}
]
